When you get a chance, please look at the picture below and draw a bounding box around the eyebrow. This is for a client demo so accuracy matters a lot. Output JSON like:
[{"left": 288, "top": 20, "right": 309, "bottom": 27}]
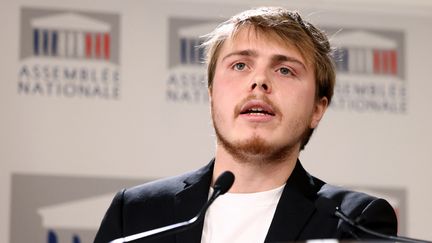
[
  {"left": 221, "top": 49, "right": 258, "bottom": 62},
  {"left": 271, "top": 54, "right": 306, "bottom": 70},
  {"left": 221, "top": 49, "right": 306, "bottom": 70}
]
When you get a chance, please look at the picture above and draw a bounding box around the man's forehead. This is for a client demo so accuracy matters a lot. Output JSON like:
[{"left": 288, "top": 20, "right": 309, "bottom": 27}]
[
  {"left": 220, "top": 26, "right": 310, "bottom": 66},
  {"left": 223, "top": 26, "right": 303, "bottom": 54}
]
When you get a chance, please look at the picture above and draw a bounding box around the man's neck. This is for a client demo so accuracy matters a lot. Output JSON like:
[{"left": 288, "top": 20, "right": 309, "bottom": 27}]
[{"left": 212, "top": 146, "right": 299, "bottom": 193}]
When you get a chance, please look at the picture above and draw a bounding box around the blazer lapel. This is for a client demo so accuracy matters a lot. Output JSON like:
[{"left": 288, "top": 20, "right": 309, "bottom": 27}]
[
  {"left": 174, "top": 160, "right": 214, "bottom": 243},
  {"left": 265, "top": 161, "right": 319, "bottom": 242}
]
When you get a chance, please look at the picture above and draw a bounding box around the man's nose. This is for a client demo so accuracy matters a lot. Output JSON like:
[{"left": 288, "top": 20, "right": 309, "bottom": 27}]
[
  {"left": 251, "top": 82, "right": 270, "bottom": 92},
  {"left": 250, "top": 74, "right": 272, "bottom": 93}
]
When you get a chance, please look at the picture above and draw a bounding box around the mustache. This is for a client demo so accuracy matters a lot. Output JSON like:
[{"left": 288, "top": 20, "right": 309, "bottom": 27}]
[{"left": 234, "top": 94, "right": 281, "bottom": 117}]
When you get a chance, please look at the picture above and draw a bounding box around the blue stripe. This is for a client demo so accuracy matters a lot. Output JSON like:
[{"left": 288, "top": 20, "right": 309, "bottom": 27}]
[
  {"left": 72, "top": 234, "right": 81, "bottom": 243},
  {"left": 33, "top": 29, "right": 39, "bottom": 55},
  {"left": 198, "top": 40, "right": 204, "bottom": 64},
  {"left": 341, "top": 48, "right": 348, "bottom": 72},
  {"left": 51, "top": 31, "right": 58, "bottom": 56},
  {"left": 334, "top": 48, "right": 349, "bottom": 72},
  {"left": 180, "top": 38, "right": 187, "bottom": 64},
  {"left": 43, "top": 30, "right": 49, "bottom": 55},
  {"left": 189, "top": 39, "right": 196, "bottom": 64},
  {"left": 48, "top": 230, "right": 57, "bottom": 243}
]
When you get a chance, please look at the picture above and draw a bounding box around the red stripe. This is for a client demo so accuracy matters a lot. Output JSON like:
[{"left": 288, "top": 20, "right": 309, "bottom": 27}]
[
  {"left": 390, "top": 50, "right": 397, "bottom": 75},
  {"left": 373, "top": 50, "right": 381, "bottom": 74},
  {"left": 95, "top": 34, "right": 101, "bottom": 58},
  {"left": 383, "top": 50, "right": 389, "bottom": 74},
  {"left": 104, "top": 33, "right": 110, "bottom": 60},
  {"left": 85, "top": 33, "right": 92, "bottom": 58}
]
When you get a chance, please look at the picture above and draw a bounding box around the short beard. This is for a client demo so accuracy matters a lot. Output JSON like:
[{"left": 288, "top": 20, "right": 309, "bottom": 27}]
[{"left": 213, "top": 121, "right": 296, "bottom": 165}]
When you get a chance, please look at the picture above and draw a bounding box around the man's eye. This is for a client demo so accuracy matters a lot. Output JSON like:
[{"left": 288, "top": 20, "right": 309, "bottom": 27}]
[
  {"left": 279, "top": 67, "right": 292, "bottom": 75},
  {"left": 233, "top": 63, "right": 246, "bottom": 71}
]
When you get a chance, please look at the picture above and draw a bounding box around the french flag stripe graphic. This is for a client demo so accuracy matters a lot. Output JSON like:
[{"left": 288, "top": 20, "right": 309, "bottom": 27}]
[
  {"left": 77, "top": 32, "right": 84, "bottom": 57},
  {"left": 51, "top": 31, "right": 58, "bottom": 56},
  {"left": 390, "top": 50, "right": 398, "bottom": 75},
  {"left": 95, "top": 33, "right": 101, "bottom": 58},
  {"left": 43, "top": 30, "right": 49, "bottom": 55},
  {"left": 383, "top": 50, "right": 389, "bottom": 74},
  {"left": 67, "top": 32, "right": 75, "bottom": 57},
  {"left": 365, "top": 49, "right": 373, "bottom": 74},
  {"left": 189, "top": 39, "right": 196, "bottom": 63},
  {"left": 180, "top": 38, "right": 187, "bottom": 64},
  {"left": 85, "top": 33, "right": 92, "bottom": 58},
  {"left": 373, "top": 50, "right": 381, "bottom": 74},
  {"left": 104, "top": 33, "right": 110, "bottom": 60},
  {"left": 199, "top": 40, "right": 204, "bottom": 63},
  {"left": 33, "top": 29, "right": 39, "bottom": 55},
  {"left": 57, "top": 31, "right": 65, "bottom": 57}
]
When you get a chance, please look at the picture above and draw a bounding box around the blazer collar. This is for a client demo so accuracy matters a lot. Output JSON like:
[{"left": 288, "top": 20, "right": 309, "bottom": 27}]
[{"left": 264, "top": 160, "right": 319, "bottom": 242}]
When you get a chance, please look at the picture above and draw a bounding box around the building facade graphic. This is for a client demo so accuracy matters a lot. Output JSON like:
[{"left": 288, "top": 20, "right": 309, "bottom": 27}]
[
  {"left": 333, "top": 30, "right": 401, "bottom": 78},
  {"left": 20, "top": 8, "right": 120, "bottom": 64},
  {"left": 18, "top": 8, "right": 121, "bottom": 99},
  {"left": 325, "top": 28, "right": 406, "bottom": 113},
  {"left": 31, "top": 13, "right": 112, "bottom": 61}
]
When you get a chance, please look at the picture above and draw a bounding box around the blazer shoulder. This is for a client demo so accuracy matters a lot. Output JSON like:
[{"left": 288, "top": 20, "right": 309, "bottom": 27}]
[
  {"left": 94, "top": 161, "right": 214, "bottom": 243},
  {"left": 318, "top": 184, "right": 378, "bottom": 209},
  {"left": 123, "top": 169, "right": 196, "bottom": 203},
  {"left": 317, "top": 183, "right": 398, "bottom": 236},
  {"left": 122, "top": 160, "right": 213, "bottom": 203}
]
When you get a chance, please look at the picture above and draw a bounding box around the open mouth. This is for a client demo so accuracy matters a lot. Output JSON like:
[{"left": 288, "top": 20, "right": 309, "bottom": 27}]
[
  {"left": 240, "top": 107, "right": 275, "bottom": 116},
  {"left": 239, "top": 101, "right": 276, "bottom": 116}
]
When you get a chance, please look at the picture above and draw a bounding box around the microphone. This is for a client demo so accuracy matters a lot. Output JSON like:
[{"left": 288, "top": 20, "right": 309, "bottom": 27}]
[
  {"left": 315, "top": 197, "right": 432, "bottom": 243},
  {"left": 109, "top": 171, "right": 235, "bottom": 243}
]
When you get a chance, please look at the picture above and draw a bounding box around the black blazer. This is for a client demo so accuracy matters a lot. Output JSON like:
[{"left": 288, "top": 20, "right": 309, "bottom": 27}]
[{"left": 94, "top": 160, "right": 397, "bottom": 243}]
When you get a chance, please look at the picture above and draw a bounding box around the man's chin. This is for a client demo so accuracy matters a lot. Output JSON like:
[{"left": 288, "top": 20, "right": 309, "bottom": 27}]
[
  {"left": 237, "top": 136, "right": 273, "bottom": 155},
  {"left": 218, "top": 135, "right": 294, "bottom": 164}
]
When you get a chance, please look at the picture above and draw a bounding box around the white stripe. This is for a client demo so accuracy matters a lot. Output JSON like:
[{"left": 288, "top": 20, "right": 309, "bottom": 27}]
[
  {"left": 67, "top": 32, "right": 75, "bottom": 57},
  {"left": 77, "top": 32, "right": 84, "bottom": 58},
  {"left": 348, "top": 48, "right": 356, "bottom": 73},
  {"left": 356, "top": 48, "right": 365, "bottom": 73},
  {"left": 365, "top": 49, "right": 373, "bottom": 74},
  {"left": 58, "top": 31, "right": 65, "bottom": 57}
]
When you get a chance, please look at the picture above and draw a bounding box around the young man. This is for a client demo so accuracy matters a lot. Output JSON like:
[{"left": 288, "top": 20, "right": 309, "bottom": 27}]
[{"left": 95, "top": 7, "right": 397, "bottom": 243}]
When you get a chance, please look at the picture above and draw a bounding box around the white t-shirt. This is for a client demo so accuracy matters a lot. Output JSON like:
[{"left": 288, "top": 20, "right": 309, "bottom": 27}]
[{"left": 200, "top": 184, "right": 285, "bottom": 243}]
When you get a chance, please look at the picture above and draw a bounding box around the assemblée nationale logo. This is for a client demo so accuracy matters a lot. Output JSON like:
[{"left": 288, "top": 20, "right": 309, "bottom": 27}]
[
  {"left": 328, "top": 28, "right": 407, "bottom": 113},
  {"left": 18, "top": 8, "right": 121, "bottom": 99},
  {"left": 165, "top": 18, "right": 219, "bottom": 104}
]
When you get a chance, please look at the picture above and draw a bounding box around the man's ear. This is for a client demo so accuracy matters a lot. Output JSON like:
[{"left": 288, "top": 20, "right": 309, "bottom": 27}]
[{"left": 310, "top": 97, "right": 328, "bottom": 129}]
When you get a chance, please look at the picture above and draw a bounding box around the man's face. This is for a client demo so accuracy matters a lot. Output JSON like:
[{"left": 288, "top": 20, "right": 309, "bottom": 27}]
[{"left": 210, "top": 27, "right": 328, "bottom": 163}]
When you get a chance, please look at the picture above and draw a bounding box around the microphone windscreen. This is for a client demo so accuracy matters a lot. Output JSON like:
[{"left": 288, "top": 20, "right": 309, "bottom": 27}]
[{"left": 213, "top": 171, "right": 235, "bottom": 195}]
